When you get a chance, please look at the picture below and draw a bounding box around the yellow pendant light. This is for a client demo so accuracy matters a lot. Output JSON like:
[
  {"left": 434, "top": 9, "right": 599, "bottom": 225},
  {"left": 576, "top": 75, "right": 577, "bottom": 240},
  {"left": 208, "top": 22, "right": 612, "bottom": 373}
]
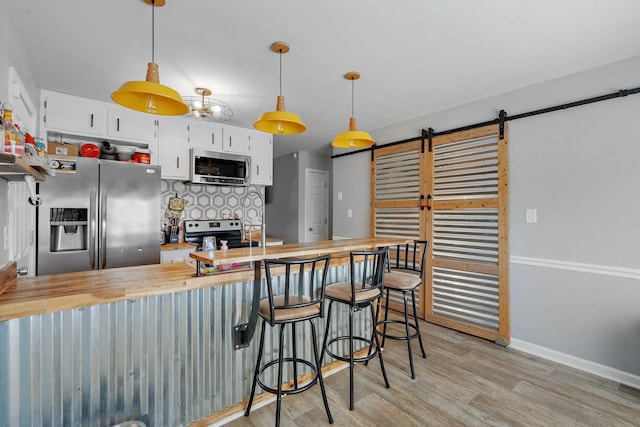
[
  {"left": 254, "top": 42, "right": 306, "bottom": 135},
  {"left": 331, "top": 71, "right": 375, "bottom": 149},
  {"left": 111, "top": 0, "right": 189, "bottom": 116}
]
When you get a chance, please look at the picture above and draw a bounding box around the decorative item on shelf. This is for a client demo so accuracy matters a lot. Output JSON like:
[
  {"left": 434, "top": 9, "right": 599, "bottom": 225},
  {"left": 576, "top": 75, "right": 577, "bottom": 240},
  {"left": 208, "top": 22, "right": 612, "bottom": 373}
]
[
  {"left": 183, "top": 87, "right": 233, "bottom": 121},
  {"left": 111, "top": 0, "right": 189, "bottom": 116},
  {"left": 164, "top": 193, "right": 188, "bottom": 243},
  {"left": 254, "top": 41, "right": 306, "bottom": 135},
  {"left": 331, "top": 71, "right": 375, "bottom": 149}
]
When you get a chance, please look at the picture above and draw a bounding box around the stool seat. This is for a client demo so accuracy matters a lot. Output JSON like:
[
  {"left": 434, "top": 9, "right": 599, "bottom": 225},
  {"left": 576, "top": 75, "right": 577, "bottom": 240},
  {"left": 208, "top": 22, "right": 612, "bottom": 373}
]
[
  {"left": 325, "top": 281, "right": 381, "bottom": 303},
  {"left": 259, "top": 296, "right": 319, "bottom": 322},
  {"left": 383, "top": 270, "right": 421, "bottom": 290}
]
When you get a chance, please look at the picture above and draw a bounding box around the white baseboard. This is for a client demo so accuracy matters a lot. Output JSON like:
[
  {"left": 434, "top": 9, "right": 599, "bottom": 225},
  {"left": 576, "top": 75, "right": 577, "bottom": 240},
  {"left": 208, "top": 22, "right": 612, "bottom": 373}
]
[{"left": 510, "top": 338, "right": 640, "bottom": 389}]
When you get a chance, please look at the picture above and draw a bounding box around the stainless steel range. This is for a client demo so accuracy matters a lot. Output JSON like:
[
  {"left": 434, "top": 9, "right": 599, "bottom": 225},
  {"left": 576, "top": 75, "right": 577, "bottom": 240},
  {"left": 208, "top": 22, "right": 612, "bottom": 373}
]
[{"left": 183, "top": 219, "right": 258, "bottom": 250}]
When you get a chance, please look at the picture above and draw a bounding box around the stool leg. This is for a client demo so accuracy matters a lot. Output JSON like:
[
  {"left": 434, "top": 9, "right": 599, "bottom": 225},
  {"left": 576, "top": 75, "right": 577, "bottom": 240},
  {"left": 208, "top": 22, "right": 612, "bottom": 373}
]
[
  {"left": 320, "top": 300, "right": 334, "bottom": 367},
  {"left": 402, "top": 291, "right": 416, "bottom": 379},
  {"left": 310, "top": 319, "right": 334, "bottom": 424},
  {"left": 245, "top": 319, "right": 267, "bottom": 416},
  {"left": 275, "top": 323, "right": 286, "bottom": 427},
  {"left": 291, "top": 322, "right": 298, "bottom": 390},
  {"left": 381, "top": 288, "right": 391, "bottom": 348},
  {"left": 371, "top": 302, "right": 390, "bottom": 389},
  {"left": 411, "top": 289, "right": 427, "bottom": 359},
  {"left": 348, "top": 305, "right": 355, "bottom": 410}
]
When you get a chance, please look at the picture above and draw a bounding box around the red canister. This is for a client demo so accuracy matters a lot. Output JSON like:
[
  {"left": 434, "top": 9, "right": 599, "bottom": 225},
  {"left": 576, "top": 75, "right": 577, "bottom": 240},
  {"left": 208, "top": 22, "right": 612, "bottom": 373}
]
[{"left": 133, "top": 150, "right": 151, "bottom": 164}]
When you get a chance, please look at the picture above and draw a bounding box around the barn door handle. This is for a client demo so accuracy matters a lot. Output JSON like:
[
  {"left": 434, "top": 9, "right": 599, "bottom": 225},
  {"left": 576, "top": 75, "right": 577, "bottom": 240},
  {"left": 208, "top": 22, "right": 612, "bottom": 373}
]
[{"left": 419, "top": 194, "right": 432, "bottom": 211}]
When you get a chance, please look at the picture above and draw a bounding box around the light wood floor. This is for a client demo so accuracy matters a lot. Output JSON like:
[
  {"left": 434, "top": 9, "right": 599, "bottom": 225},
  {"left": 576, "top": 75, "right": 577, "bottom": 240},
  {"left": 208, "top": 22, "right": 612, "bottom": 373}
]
[{"left": 223, "top": 316, "right": 640, "bottom": 426}]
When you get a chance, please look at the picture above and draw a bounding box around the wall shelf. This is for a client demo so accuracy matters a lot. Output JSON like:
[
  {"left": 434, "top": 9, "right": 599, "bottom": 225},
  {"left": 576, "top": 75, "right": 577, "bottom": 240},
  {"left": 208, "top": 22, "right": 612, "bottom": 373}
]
[{"left": 0, "top": 153, "right": 49, "bottom": 181}]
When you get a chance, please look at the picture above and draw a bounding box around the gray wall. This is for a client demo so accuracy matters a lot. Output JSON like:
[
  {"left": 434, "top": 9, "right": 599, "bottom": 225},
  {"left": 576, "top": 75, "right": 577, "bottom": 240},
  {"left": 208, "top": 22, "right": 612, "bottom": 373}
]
[
  {"left": 332, "top": 55, "right": 640, "bottom": 383},
  {"left": 332, "top": 152, "right": 371, "bottom": 239},
  {"left": 266, "top": 153, "right": 299, "bottom": 243}
]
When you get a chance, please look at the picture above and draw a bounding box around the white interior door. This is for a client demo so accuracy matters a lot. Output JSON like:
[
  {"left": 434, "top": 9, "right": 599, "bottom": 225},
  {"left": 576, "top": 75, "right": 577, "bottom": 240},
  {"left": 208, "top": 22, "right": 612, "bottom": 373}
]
[{"left": 304, "top": 169, "right": 328, "bottom": 242}]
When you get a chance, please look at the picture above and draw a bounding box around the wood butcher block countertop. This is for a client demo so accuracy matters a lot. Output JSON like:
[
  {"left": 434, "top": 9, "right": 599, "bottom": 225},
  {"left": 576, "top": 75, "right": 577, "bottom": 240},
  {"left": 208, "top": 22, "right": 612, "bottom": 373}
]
[
  {"left": 0, "top": 237, "right": 410, "bottom": 321},
  {"left": 190, "top": 237, "right": 410, "bottom": 265}
]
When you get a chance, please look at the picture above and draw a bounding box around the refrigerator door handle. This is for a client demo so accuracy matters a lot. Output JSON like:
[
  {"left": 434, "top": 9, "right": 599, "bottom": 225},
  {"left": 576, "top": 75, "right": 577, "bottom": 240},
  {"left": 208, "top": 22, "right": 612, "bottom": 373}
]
[
  {"left": 89, "top": 188, "right": 97, "bottom": 269},
  {"left": 100, "top": 190, "right": 108, "bottom": 269}
]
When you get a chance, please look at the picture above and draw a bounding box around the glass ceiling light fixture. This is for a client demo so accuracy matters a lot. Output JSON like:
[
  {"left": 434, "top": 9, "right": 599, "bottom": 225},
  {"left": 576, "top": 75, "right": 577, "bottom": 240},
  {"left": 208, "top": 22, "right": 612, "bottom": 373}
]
[
  {"left": 254, "top": 41, "right": 306, "bottom": 135},
  {"left": 183, "top": 87, "right": 233, "bottom": 121},
  {"left": 331, "top": 71, "right": 375, "bottom": 149},
  {"left": 111, "top": 0, "right": 189, "bottom": 116}
]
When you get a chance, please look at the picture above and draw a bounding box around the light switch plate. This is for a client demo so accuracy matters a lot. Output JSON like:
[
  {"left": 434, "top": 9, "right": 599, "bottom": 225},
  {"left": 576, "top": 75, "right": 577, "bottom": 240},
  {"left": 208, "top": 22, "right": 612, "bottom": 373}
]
[
  {"left": 347, "top": 208, "right": 353, "bottom": 218},
  {"left": 525, "top": 208, "right": 537, "bottom": 223}
]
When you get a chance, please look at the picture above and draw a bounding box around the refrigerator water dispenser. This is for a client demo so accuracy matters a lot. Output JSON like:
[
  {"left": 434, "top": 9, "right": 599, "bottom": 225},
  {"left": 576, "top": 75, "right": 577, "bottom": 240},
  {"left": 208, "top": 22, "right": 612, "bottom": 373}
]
[{"left": 50, "top": 208, "right": 88, "bottom": 252}]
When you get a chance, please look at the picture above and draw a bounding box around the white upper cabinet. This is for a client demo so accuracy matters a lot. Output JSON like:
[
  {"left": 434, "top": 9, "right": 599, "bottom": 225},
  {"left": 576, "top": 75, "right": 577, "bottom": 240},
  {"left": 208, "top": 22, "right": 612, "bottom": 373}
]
[
  {"left": 157, "top": 117, "right": 189, "bottom": 180},
  {"left": 249, "top": 132, "right": 273, "bottom": 186},
  {"left": 107, "top": 105, "right": 158, "bottom": 144},
  {"left": 222, "top": 126, "right": 251, "bottom": 155},
  {"left": 187, "top": 120, "right": 223, "bottom": 151},
  {"left": 42, "top": 90, "right": 106, "bottom": 136}
]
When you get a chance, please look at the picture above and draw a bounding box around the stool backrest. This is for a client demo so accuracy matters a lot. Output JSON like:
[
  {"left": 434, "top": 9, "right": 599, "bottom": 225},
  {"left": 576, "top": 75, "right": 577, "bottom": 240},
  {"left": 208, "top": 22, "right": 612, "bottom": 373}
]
[
  {"left": 349, "top": 247, "right": 389, "bottom": 302},
  {"left": 263, "top": 254, "right": 332, "bottom": 321},
  {"left": 388, "top": 240, "right": 429, "bottom": 277}
]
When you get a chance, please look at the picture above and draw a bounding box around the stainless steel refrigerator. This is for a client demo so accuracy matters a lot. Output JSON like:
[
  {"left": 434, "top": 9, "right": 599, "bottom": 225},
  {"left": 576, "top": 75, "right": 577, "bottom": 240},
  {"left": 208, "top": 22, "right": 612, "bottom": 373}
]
[{"left": 37, "top": 157, "right": 161, "bottom": 275}]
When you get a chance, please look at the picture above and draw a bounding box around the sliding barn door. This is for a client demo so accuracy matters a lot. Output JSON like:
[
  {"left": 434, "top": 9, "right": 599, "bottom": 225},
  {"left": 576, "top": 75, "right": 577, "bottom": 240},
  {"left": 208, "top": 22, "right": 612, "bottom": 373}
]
[
  {"left": 371, "top": 124, "right": 509, "bottom": 345},
  {"left": 424, "top": 124, "right": 509, "bottom": 345}
]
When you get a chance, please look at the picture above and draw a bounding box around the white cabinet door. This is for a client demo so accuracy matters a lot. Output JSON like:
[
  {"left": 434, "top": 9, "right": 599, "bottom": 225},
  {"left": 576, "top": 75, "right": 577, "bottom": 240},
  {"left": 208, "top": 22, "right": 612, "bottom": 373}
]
[
  {"left": 249, "top": 132, "right": 273, "bottom": 185},
  {"left": 42, "top": 90, "right": 106, "bottom": 136},
  {"left": 187, "top": 120, "right": 223, "bottom": 151},
  {"left": 222, "top": 125, "right": 251, "bottom": 154},
  {"left": 158, "top": 117, "right": 189, "bottom": 180},
  {"left": 107, "top": 105, "right": 158, "bottom": 144}
]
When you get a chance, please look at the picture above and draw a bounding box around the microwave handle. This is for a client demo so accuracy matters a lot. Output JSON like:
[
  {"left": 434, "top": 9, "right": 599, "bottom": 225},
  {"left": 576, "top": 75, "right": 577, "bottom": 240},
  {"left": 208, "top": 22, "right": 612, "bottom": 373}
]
[{"left": 245, "top": 158, "right": 250, "bottom": 181}]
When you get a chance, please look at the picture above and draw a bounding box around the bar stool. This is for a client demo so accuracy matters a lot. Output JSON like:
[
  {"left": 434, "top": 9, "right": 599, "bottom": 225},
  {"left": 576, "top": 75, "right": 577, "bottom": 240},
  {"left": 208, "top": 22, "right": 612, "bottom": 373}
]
[
  {"left": 321, "top": 247, "right": 390, "bottom": 410},
  {"left": 245, "top": 255, "right": 334, "bottom": 426},
  {"left": 377, "top": 240, "right": 429, "bottom": 379}
]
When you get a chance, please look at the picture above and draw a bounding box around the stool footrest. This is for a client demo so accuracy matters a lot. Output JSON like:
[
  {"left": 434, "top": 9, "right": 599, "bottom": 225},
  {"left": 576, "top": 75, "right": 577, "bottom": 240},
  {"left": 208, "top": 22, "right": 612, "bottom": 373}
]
[
  {"left": 325, "top": 335, "right": 379, "bottom": 363},
  {"left": 377, "top": 319, "right": 420, "bottom": 341},
  {"left": 256, "top": 357, "right": 319, "bottom": 396}
]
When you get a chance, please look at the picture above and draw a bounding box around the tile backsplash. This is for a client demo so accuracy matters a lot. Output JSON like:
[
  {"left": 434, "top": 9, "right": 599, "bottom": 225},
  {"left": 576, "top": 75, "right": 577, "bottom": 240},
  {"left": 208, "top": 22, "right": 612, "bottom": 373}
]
[{"left": 161, "top": 180, "right": 264, "bottom": 228}]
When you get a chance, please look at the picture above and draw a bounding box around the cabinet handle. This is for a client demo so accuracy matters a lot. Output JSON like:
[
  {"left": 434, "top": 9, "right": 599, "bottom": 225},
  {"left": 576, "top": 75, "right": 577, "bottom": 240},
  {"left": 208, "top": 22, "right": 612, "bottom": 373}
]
[
  {"left": 211, "top": 133, "right": 215, "bottom": 146},
  {"left": 90, "top": 114, "right": 94, "bottom": 128},
  {"left": 257, "top": 165, "right": 260, "bottom": 175},
  {"left": 176, "top": 156, "right": 180, "bottom": 168},
  {"left": 117, "top": 118, "right": 120, "bottom": 132},
  {"left": 229, "top": 136, "right": 232, "bottom": 146}
]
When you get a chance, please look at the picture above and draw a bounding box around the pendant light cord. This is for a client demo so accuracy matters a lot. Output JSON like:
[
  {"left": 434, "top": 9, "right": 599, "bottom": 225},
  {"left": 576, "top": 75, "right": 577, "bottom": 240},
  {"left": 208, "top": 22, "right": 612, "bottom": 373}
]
[
  {"left": 278, "top": 48, "right": 283, "bottom": 96},
  {"left": 351, "top": 77, "right": 355, "bottom": 116},
  {"left": 151, "top": 0, "right": 155, "bottom": 63}
]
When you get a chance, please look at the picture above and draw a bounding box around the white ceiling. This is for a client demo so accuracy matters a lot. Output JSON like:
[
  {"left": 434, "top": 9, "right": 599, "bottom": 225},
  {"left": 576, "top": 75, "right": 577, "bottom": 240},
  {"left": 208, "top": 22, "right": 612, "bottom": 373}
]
[{"left": 6, "top": 0, "right": 640, "bottom": 157}]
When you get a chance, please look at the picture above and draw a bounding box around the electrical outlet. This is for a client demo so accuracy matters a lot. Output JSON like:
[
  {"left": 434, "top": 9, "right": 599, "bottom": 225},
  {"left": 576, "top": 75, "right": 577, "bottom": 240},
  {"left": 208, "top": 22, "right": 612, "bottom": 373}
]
[
  {"left": 347, "top": 208, "right": 353, "bottom": 218},
  {"left": 338, "top": 191, "right": 343, "bottom": 201}
]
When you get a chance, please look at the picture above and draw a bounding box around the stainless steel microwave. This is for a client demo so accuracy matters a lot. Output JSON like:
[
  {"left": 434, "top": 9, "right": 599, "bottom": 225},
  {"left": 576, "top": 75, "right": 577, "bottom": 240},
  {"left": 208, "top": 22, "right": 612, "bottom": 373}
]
[{"left": 189, "top": 149, "right": 250, "bottom": 186}]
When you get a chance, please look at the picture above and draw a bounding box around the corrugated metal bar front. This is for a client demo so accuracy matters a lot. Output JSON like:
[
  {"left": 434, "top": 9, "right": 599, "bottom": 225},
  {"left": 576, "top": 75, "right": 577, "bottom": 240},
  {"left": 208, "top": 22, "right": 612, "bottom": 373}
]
[{"left": 0, "top": 262, "right": 369, "bottom": 426}]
